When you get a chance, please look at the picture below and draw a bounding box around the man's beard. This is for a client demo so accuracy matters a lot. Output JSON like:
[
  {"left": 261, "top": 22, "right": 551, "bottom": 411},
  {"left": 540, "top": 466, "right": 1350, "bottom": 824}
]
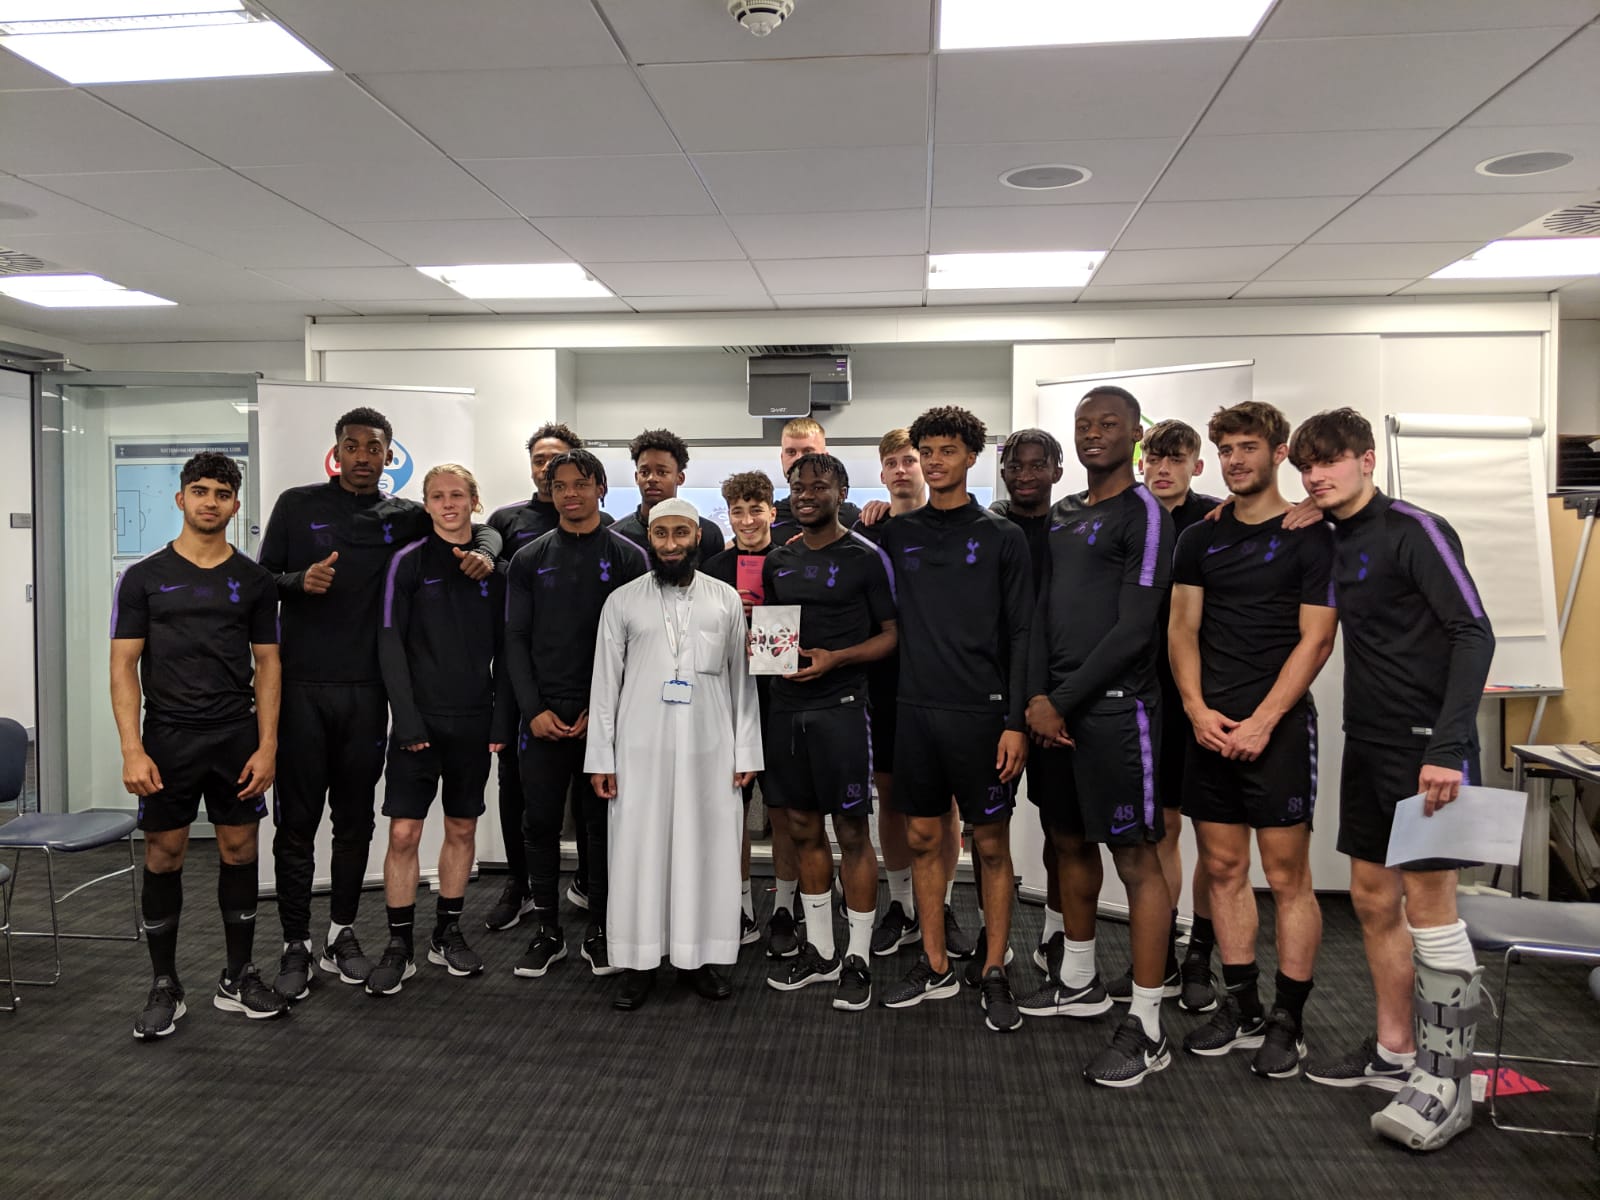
[
  {"left": 650, "top": 544, "right": 700, "bottom": 585},
  {"left": 1229, "top": 468, "right": 1272, "bottom": 497}
]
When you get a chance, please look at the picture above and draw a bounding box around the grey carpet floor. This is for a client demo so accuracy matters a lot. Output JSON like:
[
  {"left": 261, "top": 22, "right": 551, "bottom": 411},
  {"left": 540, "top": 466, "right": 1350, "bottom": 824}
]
[{"left": 1, "top": 844, "right": 1596, "bottom": 1199}]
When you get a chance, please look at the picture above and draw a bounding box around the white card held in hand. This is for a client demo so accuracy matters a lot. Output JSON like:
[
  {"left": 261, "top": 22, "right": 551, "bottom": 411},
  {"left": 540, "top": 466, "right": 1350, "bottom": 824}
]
[
  {"left": 1384, "top": 786, "right": 1529, "bottom": 868},
  {"left": 749, "top": 605, "right": 801, "bottom": 676}
]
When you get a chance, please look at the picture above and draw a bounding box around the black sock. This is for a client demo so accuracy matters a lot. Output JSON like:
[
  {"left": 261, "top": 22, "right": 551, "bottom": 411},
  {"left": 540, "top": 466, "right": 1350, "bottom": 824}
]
[
  {"left": 1221, "top": 960, "right": 1262, "bottom": 1019},
  {"left": 1188, "top": 914, "right": 1216, "bottom": 960},
  {"left": 216, "top": 860, "right": 258, "bottom": 981},
  {"left": 1164, "top": 908, "right": 1180, "bottom": 974},
  {"left": 434, "top": 894, "right": 464, "bottom": 941},
  {"left": 387, "top": 905, "right": 415, "bottom": 957},
  {"left": 1273, "top": 970, "right": 1314, "bottom": 1031},
  {"left": 142, "top": 867, "right": 183, "bottom": 985}
]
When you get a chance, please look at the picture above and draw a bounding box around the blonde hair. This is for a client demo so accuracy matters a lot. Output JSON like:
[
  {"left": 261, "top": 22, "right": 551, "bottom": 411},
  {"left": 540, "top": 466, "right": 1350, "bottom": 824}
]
[
  {"left": 781, "top": 417, "right": 825, "bottom": 442},
  {"left": 422, "top": 462, "right": 483, "bottom": 513},
  {"left": 878, "top": 427, "right": 912, "bottom": 459}
]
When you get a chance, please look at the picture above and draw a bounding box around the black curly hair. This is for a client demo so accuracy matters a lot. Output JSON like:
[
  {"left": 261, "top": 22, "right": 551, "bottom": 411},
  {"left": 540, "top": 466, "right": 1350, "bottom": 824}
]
[
  {"left": 786, "top": 451, "right": 849, "bottom": 491},
  {"left": 908, "top": 405, "right": 987, "bottom": 456},
  {"left": 526, "top": 422, "right": 582, "bottom": 452},
  {"left": 179, "top": 451, "right": 242, "bottom": 493},
  {"left": 334, "top": 406, "right": 393, "bottom": 443},
  {"left": 629, "top": 428, "right": 690, "bottom": 471}
]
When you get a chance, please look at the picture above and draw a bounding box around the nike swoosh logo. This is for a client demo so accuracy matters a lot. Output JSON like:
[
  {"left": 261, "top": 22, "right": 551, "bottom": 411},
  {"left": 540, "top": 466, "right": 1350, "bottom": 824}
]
[
  {"left": 1110, "top": 821, "right": 1136, "bottom": 835},
  {"left": 516, "top": 531, "right": 539, "bottom": 539},
  {"left": 310, "top": 522, "right": 331, "bottom": 530},
  {"left": 159, "top": 584, "right": 187, "bottom": 593},
  {"left": 984, "top": 802, "right": 1006, "bottom": 815},
  {"left": 903, "top": 546, "right": 923, "bottom": 553},
  {"left": 1205, "top": 544, "right": 1232, "bottom": 555},
  {"left": 423, "top": 577, "right": 442, "bottom": 585},
  {"left": 538, "top": 566, "right": 558, "bottom": 575},
  {"left": 841, "top": 798, "right": 863, "bottom": 809},
  {"left": 776, "top": 569, "right": 796, "bottom": 577}
]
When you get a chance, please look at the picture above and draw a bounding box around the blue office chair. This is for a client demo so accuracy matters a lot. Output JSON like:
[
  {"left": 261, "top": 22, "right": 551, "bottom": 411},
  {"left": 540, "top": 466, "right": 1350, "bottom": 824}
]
[
  {"left": 0, "top": 860, "right": 15, "bottom": 1013},
  {"left": 0, "top": 717, "right": 139, "bottom": 986}
]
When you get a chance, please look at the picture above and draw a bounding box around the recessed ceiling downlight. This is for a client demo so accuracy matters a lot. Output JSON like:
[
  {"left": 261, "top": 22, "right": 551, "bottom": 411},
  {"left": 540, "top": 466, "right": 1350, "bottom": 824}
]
[
  {"left": 1000, "top": 164, "right": 1091, "bottom": 191},
  {"left": 1475, "top": 150, "right": 1575, "bottom": 178}
]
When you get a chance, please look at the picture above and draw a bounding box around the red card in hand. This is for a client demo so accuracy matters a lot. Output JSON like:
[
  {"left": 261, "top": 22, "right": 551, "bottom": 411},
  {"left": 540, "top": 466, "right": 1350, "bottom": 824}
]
[{"left": 737, "top": 555, "right": 765, "bottom": 604}]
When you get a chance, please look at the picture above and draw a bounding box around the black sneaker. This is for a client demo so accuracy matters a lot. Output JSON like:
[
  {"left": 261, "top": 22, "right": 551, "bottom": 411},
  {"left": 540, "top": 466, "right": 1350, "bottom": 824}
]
[
  {"left": 1032, "top": 939, "right": 1051, "bottom": 973},
  {"left": 214, "top": 964, "right": 289, "bottom": 1019},
  {"left": 1084, "top": 1015, "right": 1172, "bottom": 1088},
  {"left": 960, "top": 927, "right": 1016, "bottom": 988},
  {"left": 943, "top": 905, "right": 976, "bottom": 960},
  {"left": 1182, "top": 994, "right": 1266, "bottom": 1057},
  {"left": 1303, "top": 1034, "right": 1410, "bottom": 1092},
  {"left": 512, "top": 924, "right": 567, "bottom": 978},
  {"left": 740, "top": 910, "right": 761, "bottom": 946},
  {"left": 881, "top": 953, "right": 960, "bottom": 1009},
  {"left": 428, "top": 922, "right": 484, "bottom": 977},
  {"left": 133, "top": 975, "right": 185, "bottom": 1040},
  {"left": 581, "top": 928, "right": 623, "bottom": 977},
  {"left": 274, "top": 941, "right": 313, "bottom": 1002},
  {"left": 870, "top": 901, "right": 919, "bottom": 957},
  {"left": 319, "top": 927, "right": 372, "bottom": 985},
  {"left": 833, "top": 955, "right": 872, "bottom": 1011},
  {"left": 1017, "top": 973, "right": 1113, "bottom": 1019},
  {"left": 1107, "top": 964, "right": 1180, "bottom": 1003},
  {"left": 767, "top": 906, "right": 801, "bottom": 959},
  {"left": 1178, "top": 947, "right": 1218, "bottom": 1014},
  {"left": 365, "top": 938, "right": 416, "bottom": 996},
  {"left": 979, "top": 967, "right": 1022, "bottom": 1032},
  {"left": 565, "top": 881, "right": 589, "bottom": 911},
  {"left": 484, "top": 880, "right": 535, "bottom": 931},
  {"left": 1251, "top": 1008, "right": 1308, "bottom": 1080},
  {"left": 767, "top": 942, "right": 843, "bottom": 991}
]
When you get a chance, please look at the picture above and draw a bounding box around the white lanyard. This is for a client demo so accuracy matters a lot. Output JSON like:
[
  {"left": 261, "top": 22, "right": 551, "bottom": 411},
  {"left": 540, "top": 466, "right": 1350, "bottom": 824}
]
[{"left": 657, "top": 577, "right": 694, "bottom": 680}]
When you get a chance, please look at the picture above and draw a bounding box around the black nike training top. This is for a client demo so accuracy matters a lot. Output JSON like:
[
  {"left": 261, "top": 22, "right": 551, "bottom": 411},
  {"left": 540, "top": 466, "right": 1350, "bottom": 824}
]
[
  {"left": 873, "top": 499, "right": 1032, "bottom": 729},
  {"left": 379, "top": 531, "right": 511, "bottom": 747},
  {"left": 1327, "top": 491, "right": 1494, "bottom": 768},
  {"left": 504, "top": 524, "right": 650, "bottom": 716},
  {"left": 488, "top": 494, "right": 613, "bottom": 570},
  {"left": 258, "top": 480, "right": 500, "bottom": 685}
]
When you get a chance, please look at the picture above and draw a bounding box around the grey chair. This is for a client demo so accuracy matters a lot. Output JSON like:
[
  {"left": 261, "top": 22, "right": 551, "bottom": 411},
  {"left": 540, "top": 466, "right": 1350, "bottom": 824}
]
[
  {"left": 1457, "top": 894, "right": 1600, "bottom": 1142},
  {"left": 0, "top": 717, "right": 139, "bottom": 986},
  {"left": 0, "top": 860, "right": 15, "bottom": 1013}
]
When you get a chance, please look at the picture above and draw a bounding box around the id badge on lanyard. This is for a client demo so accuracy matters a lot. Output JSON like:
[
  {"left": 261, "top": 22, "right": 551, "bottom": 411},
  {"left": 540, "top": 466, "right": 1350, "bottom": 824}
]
[{"left": 659, "top": 582, "right": 695, "bottom": 705}]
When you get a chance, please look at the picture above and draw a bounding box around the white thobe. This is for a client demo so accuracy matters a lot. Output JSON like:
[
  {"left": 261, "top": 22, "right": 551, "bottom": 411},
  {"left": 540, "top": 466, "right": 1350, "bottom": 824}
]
[{"left": 585, "top": 572, "right": 763, "bottom": 970}]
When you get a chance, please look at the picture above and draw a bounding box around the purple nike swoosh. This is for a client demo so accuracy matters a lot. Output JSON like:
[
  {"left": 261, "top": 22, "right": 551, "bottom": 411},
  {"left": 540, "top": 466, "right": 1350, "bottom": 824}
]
[
  {"left": 538, "top": 566, "right": 558, "bottom": 574},
  {"left": 903, "top": 546, "right": 923, "bottom": 553},
  {"left": 984, "top": 802, "right": 1005, "bottom": 815},
  {"left": 310, "top": 522, "right": 331, "bottom": 530},
  {"left": 841, "top": 798, "right": 863, "bottom": 809},
  {"left": 776, "top": 569, "right": 796, "bottom": 577},
  {"left": 1110, "top": 821, "right": 1136, "bottom": 834},
  {"left": 159, "top": 584, "right": 187, "bottom": 593},
  {"left": 423, "top": 577, "right": 443, "bottom": 585},
  {"left": 1205, "top": 544, "right": 1232, "bottom": 555},
  {"left": 516, "top": 531, "right": 539, "bottom": 539}
]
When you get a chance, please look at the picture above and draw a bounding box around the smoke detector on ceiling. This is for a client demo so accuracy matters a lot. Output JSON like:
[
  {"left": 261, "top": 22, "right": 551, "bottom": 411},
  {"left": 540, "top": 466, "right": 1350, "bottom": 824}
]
[
  {"left": 728, "top": 0, "right": 794, "bottom": 37},
  {"left": 1475, "top": 150, "right": 1575, "bottom": 177}
]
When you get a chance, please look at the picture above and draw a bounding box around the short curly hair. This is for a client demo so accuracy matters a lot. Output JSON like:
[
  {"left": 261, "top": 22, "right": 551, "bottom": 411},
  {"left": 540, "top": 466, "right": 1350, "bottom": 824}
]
[
  {"left": 908, "top": 405, "right": 987, "bottom": 456},
  {"left": 180, "top": 451, "right": 242, "bottom": 493},
  {"left": 1288, "top": 408, "right": 1375, "bottom": 470},
  {"left": 525, "top": 422, "right": 582, "bottom": 453},
  {"left": 1209, "top": 401, "right": 1290, "bottom": 450},
  {"left": 721, "top": 471, "right": 774, "bottom": 506},
  {"left": 787, "top": 451, "right": 849, "bottom": 491},
  {"left": 629, "top": 428, "right": 690, "bottom": 471},
  {"left": 334, "top": 406, "right": 392, "bottom": 444},
  {"left": 1000, "top": 427, "right": 1063, "bottom": 468}
]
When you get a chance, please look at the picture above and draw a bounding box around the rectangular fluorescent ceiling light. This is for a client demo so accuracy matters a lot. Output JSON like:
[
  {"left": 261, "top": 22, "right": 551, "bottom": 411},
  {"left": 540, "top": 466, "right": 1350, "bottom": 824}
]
[
  {"left": 928, "top": 251, "right": 1102, "bottom": 290},
  {"left": 0, "top": 273, "right": 175, "bottom": 307},
  {"left": 0, "top": 3, "right": 333, "bottom": 83},
  {"left": 1430, "top": 238, "right": 1600, "bottom": 280},
  {"left": 939, "top": 0, "right": 1274, "bottom": 49},
  {"left": 417, "top": 263, "right": 615, "bottom": 300}
]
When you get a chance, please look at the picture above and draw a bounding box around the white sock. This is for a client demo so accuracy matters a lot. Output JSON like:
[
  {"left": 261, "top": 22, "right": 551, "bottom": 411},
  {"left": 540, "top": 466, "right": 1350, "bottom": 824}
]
[
  {"left": 1130, "top": 983, "right": 1164, "bottom": 1041},
  {"left": 327, "top": 921, "right": 348, "bottom": 946},
  {"left": 774, "top": 877, "right": 797, "bottom": 915},
  {"left": 944, "top": 877, "right": 954, "bottom": 906},
  {"left": 1409, "top": 919, "right": 1477, "bottom": 972},
  {"left": 740, "top": 879, "right": 753, "bottom": 920},
  {"left": 888, "top": 868, "right": 913, "bottom": 916},
  {"left": 801, "top": 891, "right": 835, "bottom": 959},
  {"left": 1376, "top": 1041, "right": 1416, "bottom": 1067},
  {"left": 846, "top": 908, "right": 874, "bottom": 963},
  {"left": 1060, "top": 936, "right": 1096, "bottom": 989},
  {"left": 1042, "top": 906, "right": 1064, "bottom": 943}
]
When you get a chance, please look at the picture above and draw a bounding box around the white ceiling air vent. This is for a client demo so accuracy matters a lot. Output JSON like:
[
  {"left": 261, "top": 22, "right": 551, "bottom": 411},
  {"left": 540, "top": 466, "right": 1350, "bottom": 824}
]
[
  {"left": 0, "top": 248, "right": 56, "bottom": 276},
  {"left": 722, "top": 344, "right": 849, "bottom": 355},
  {"left": 1542, "top": 200, "right": 1600, "bottom": 236},
  {"left": 1475, "top": 150, "right": 1576, "bottom": 178}
]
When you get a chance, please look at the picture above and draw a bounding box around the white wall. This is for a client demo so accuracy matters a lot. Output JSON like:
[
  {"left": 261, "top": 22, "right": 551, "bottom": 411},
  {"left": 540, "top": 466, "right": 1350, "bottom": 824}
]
[
  {"left": 0, "top": 368, "right": 34, "bottom": 732},
  {"left": 1560, "top": 319, "right": 1600, "bottom": 434},
  {"left": 86, "top": 340, "right": 306, "bottom": 379}
]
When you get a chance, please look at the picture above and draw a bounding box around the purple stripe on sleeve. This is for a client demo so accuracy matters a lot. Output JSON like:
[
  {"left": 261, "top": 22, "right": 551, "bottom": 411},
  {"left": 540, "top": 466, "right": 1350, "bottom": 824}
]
[
  {"left": 611, "top": 530, "right": 650, "bottom": 566},
  {"left": 1327, "top": 576, "right": 1336, "bottom": 608},
  {"left": 383, "top": 538, "right": 425, "bottom": 628},
  {"left": 1135, "top": 699, "right": 1156, "bottom": 829},
  {"left": 1390, "top": 500, "right": 1485, "bottom": 619},
  {"left": 848, "top": 528, "right": 897, "bottom": 604},
  {"left": 1135, "top": 485, "right": 1162, "bottom": 587}
]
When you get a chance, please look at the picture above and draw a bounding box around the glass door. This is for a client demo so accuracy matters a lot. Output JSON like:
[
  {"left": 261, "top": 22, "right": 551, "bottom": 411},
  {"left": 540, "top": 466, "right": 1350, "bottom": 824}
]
[{"left": 37, "top": 372, "right": 257, "bottom": 816}]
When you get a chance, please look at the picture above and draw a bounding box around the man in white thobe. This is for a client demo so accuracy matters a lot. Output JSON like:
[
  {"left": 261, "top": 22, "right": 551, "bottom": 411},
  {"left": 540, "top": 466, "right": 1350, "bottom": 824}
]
[{"left": 586, "top": 498, "right": 763, "bottom": 1010}]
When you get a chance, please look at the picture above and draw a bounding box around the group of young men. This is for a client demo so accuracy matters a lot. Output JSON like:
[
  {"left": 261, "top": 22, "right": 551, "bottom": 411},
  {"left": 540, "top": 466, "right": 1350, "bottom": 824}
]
[{"left": 111, "top": 389, "right": 1495, "bottom": 1151}]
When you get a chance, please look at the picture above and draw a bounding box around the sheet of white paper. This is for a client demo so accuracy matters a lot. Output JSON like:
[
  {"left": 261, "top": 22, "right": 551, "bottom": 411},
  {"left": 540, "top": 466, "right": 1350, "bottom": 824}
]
[
  {"left": 749, "top": 605, "right": 801, "bottom": 676},
  {"left": 1385, "top": 787, "right": 1529, "bottom": 868}
]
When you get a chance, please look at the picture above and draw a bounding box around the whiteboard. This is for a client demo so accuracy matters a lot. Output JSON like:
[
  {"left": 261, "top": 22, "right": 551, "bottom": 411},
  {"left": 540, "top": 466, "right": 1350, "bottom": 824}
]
[{"left": 1389, "top": 413, "right": 1563, "bottom": 690}]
